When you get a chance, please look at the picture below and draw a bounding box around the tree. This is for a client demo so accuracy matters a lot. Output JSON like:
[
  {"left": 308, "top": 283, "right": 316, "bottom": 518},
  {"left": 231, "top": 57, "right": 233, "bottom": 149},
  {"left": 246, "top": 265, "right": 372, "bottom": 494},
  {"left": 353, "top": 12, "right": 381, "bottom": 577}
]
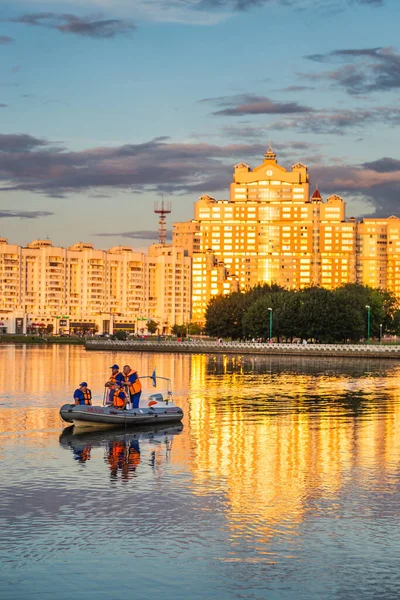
[
  {"left": 171, "top": 324, "right": 186, "bottom": 337},
  {"left": 114, "top": 329, "right": 127, "bottom": 340},
  {"left": 187, "top": 322, "right": 203, "bottom": 335},
  {"left": 147, "top": 320, "right": 158, "bottom": 335}
]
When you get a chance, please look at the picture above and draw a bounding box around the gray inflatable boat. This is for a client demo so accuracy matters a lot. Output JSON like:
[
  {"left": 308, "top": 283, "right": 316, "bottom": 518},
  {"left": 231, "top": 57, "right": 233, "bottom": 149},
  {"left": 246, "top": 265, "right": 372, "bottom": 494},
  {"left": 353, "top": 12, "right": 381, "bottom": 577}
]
[{"left": 60, "top": 376, "right": 184, "bottom": 429}]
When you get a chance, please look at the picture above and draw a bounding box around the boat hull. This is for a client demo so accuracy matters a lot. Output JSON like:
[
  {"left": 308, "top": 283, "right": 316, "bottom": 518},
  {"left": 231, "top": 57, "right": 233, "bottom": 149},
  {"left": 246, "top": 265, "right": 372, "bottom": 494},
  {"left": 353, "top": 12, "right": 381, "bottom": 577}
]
[{"left": 60, "top": 403, "right": 184, "bottom": 428}]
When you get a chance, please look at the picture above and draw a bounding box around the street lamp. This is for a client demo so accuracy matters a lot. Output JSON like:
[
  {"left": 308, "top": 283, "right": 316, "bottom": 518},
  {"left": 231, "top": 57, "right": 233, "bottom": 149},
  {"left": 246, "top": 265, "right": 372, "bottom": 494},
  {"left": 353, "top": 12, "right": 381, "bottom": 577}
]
[
  {"left": 268, "top": 307, "right": 273, "bottom": 342},
  {"left": 380, "top": 323, "right": 383, "bottom": 345},
  {"left": 365, "top": 305, "right": 371, "bottom": 343}
]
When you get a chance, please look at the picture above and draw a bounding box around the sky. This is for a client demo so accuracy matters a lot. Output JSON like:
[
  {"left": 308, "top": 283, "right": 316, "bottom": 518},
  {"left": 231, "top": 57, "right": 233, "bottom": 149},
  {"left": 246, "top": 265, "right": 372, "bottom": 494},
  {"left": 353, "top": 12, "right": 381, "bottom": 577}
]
[{"left": 1, "top": 0, "right": 400, "bottom": 249}]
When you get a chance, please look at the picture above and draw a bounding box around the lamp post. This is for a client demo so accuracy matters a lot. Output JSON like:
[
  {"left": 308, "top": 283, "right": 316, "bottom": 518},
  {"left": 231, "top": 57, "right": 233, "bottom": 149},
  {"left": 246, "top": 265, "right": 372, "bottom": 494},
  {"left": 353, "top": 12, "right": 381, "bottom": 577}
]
[
  {"left": 380, "top": 323, "right": 383, "bottom": 345},
  {"left": 365, "top": 305, "right": 371, "bottom": 343},
  {"left": 268, "top": 307, "right": 273, "bottom": 342}
]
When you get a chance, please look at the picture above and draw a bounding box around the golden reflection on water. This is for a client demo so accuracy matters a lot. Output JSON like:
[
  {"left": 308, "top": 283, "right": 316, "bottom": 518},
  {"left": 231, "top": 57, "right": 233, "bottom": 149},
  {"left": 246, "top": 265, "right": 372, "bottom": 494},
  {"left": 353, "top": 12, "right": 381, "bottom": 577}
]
[
  {"left": 188, "top": 354, "right": 400, "bottom": 551},
  {"left": 2, "top": 345, "right": 400, "bottom": 557}
]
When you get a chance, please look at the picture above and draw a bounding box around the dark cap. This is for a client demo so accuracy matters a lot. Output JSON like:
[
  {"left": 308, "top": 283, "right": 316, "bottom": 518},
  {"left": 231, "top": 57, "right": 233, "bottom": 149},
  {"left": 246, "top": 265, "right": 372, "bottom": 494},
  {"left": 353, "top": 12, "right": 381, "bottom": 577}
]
[
  {"left": 110, "top": 364, "right": 119, "bottom": 370},
  {"left": 79, "top": 382, "right": 88, "bottom": 387}
]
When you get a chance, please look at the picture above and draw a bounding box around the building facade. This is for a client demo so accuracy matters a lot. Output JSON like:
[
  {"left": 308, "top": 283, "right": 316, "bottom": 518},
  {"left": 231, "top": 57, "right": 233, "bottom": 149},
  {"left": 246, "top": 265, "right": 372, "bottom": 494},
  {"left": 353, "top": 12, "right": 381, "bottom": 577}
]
[
  {"left": 0, "top": 238, "right": 191, "bottom": 334},
  {"left": 173, "top": 148, "right": 400, "bottom": 323}
]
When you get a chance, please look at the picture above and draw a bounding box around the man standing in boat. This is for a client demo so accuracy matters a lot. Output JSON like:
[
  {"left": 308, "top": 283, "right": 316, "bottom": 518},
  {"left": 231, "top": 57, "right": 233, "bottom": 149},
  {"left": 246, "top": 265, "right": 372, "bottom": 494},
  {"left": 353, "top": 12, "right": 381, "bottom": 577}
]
[
  {"left": 73, "top": 382, "right": 92, "bottom": 406},
  {"left": 117, "top": 365, "right": 142, "bottom": 409},
  {"left": 104, "top": 364, "right": 120, "bottom": 404}
]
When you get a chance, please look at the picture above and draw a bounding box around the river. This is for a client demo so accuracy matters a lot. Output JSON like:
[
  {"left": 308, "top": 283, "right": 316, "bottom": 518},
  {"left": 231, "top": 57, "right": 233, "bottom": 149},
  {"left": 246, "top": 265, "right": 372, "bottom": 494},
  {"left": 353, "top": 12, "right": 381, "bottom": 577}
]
[{"left": 0, "top": 345, "right": 399, "bottom": 599}]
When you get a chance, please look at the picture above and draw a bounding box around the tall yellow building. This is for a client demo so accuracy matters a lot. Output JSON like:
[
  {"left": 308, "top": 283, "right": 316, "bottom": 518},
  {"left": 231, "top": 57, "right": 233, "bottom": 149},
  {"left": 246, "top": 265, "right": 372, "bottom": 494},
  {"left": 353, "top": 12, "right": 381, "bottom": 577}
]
[{"left": 174, "top": 147, "right": 359, "bottom": 322}]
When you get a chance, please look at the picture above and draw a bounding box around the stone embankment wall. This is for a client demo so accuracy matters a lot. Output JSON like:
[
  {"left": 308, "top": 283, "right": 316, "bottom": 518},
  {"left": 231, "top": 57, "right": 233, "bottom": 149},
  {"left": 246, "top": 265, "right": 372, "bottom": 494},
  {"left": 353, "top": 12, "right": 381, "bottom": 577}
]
[{"left": 85, "top": 339, "right": 400, "bottom": 360}]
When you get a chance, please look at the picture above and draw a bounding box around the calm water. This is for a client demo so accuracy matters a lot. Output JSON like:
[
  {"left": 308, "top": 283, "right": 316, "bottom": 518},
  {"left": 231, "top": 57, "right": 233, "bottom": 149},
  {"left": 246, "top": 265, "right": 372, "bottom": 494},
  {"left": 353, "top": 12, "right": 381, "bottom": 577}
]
[{"left": 1, "top": 346, "right": 400, "bottom": 600}]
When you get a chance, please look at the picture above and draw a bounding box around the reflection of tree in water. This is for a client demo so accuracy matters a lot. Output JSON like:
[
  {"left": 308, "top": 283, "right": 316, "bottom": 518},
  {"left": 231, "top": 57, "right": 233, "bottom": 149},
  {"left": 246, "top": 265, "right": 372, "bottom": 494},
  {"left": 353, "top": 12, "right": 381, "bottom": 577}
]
[
  {"left": 201, "top": 354, "right": 399, "bottom": 418},
  {"left": 206, "top": 354, "right": 400, "bottom": 378}
]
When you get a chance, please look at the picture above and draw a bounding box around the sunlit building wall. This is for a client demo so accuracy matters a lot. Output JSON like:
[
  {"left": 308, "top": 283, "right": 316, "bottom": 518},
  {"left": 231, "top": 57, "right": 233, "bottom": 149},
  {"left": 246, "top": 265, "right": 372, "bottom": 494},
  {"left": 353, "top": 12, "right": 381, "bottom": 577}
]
[
  {"left": 0, "top": 238, "right": 189, "bottom": 334},
  {"left": 174, "top": 148, "right": 359, "bottom": 323},
  {"left": 356, "top": 218, "right": 389, "bottom": 289},
  {"left": 147, "top": 243, "right": 192, "bottom": 332}
]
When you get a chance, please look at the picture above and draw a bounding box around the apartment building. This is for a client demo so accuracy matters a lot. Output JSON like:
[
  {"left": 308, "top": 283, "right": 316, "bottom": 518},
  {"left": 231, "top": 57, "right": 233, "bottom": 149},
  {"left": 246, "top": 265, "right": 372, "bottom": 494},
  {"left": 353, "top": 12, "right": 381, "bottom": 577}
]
[
  {"left": 173, "top": 148, "right": 358, "bottom": 322},
  {"left": 173, "top": 148, "right": 400, "bottom": 323},
  {"left": 0, "top": 238, "right": 190, "bottom": 334}
]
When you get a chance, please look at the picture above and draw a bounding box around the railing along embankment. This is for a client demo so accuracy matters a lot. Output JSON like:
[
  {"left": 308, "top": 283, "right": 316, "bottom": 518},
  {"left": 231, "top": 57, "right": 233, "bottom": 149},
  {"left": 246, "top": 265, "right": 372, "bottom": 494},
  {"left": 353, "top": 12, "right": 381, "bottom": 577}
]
[{"left": 85, "top": 339, "right": 400, "bottom": 359}]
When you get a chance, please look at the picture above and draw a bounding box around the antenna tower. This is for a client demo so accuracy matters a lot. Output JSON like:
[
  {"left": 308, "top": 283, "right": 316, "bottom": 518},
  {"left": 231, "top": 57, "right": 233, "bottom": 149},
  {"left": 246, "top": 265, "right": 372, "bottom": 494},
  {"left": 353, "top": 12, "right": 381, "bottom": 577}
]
[{"left": 154, "top": 197, "right": 171, "bottom": 245}]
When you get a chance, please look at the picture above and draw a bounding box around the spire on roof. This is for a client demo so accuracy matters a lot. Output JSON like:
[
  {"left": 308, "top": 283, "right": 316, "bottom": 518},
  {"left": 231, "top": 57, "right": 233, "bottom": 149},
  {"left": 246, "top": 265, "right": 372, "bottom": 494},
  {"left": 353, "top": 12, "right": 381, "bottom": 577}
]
[
  {"left": 311, "top": 185, "right": 322, "bottom": 202},
  {"left": 264, "top": 143, "right": 276, "bottom": 161}
]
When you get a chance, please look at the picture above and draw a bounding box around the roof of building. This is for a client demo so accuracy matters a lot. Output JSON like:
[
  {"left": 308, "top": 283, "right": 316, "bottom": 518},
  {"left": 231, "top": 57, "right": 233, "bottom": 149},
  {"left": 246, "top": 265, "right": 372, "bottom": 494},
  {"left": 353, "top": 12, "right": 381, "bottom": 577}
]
[{"left": 311, "top": 187, "right": 322, "bottom": 201}]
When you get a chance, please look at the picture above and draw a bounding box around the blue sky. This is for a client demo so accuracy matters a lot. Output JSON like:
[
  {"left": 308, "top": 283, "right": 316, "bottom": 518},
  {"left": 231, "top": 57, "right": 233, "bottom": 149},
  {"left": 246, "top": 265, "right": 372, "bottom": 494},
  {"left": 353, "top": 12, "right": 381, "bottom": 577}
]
[{"left": 1, "top": 0, "right": 400, "bottom": 248}]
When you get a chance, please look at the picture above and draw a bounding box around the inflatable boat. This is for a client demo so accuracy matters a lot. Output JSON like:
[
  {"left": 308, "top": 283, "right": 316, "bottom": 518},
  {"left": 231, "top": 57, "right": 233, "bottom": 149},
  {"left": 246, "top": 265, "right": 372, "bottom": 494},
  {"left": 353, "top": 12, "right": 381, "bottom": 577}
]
[{"left": 60, "top": 376, "right": 184, "bottom": 429}]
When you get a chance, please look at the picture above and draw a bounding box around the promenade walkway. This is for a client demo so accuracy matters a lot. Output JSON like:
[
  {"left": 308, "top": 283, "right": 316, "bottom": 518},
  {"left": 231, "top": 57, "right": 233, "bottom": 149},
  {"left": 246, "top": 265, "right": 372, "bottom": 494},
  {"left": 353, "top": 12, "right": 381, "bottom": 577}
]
[{"left": 85, "top": 339, "right": 400, "bottom": 359}]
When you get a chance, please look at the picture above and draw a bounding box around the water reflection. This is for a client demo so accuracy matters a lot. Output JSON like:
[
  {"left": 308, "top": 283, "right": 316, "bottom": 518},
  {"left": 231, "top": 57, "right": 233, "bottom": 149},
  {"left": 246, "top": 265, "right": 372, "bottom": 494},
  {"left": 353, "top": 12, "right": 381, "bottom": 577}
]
[
  {"left": 1, "top": 346, "right": 400, "bottom": 598},
  {"left": 188, "top": 353, "right": 400, "bottom": 560},
  {"left": 59, "top": 424, "right": 183, "bottom": 481}
]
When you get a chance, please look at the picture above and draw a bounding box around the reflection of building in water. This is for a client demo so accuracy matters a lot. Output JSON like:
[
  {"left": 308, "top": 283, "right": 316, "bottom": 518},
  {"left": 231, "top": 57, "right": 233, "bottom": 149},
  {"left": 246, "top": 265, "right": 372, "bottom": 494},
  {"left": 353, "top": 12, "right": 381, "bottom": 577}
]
[{"left": 188, "top": 355, "right": 400, "bottom": 547}]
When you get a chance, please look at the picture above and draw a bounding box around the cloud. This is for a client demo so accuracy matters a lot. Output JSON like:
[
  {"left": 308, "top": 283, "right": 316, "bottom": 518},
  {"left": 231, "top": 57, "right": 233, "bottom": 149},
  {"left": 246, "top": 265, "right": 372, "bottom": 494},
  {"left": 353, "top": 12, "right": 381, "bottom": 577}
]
[
  {"left": 1, "top": 131, "right": 398, "bottom": 219},
  {"left": 0, "top": 35, "right": 14, "bottom": 44},
  {"left": 0, "top": 133, "right": 52, "bottom": 152},
  {"left": 95, "top": 230, "right": 170, "bottom": 240},
  {"left": 269, "top": 106, "right": 400, "bottom": 134},
  {"left": 362, "top": 157, "right": 400, "bottom": 173},
  {"left": 201, "top": 94, "right": 315, "bottom": 116},
  {"left": 0, "top": 134, "right": 270, "bottom": 195},
  {"left": 0, "top": 210, "right": 54, "bottom": 219},
  {"left": 278, "top": 85, "right": 316, "bottom": 92},
  {"left": 307, "top": 160, "right": 400, "bottom": 217},
  {"left": 303, "top": 46, "right": 400, "bottom": 94},
  {"left": 7, "top": 13, "right": 136, "bottom": 38}
]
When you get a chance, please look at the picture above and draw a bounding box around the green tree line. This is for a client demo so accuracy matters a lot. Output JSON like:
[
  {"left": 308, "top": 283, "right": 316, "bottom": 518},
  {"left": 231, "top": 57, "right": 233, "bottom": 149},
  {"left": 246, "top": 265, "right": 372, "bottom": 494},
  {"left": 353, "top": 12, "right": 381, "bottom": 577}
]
[{"left": 205, "top": 284, "right": 400, "bottom": 342}]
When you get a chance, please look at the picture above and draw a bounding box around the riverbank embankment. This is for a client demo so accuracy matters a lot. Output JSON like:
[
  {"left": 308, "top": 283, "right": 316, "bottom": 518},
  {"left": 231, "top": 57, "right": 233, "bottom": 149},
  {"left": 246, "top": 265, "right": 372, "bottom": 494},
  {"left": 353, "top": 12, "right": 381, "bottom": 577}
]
[
  {"left": 85, "top": 339, "right": 400, "bottom": 359},
  {"left": 0, "top": 335, "right": 85, "bottom": 345}
]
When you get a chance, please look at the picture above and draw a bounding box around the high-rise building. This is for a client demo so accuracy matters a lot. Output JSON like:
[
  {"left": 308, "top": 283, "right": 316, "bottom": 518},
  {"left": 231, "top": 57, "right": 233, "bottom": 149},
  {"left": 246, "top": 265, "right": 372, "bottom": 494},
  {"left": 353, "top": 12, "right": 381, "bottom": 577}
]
[
  {"left": 0, "top": 238, "right": 191, "bottom": 334},
  {"left": 174, "top": 147, "right": 362, "bottom": 322}
]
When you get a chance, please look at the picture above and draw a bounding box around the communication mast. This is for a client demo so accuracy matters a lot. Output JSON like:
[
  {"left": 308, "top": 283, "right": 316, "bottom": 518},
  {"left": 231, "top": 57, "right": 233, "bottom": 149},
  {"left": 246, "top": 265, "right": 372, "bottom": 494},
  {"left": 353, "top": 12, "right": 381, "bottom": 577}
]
[{"left": 154, "top": 197, "right": 171, "bottom": 245}]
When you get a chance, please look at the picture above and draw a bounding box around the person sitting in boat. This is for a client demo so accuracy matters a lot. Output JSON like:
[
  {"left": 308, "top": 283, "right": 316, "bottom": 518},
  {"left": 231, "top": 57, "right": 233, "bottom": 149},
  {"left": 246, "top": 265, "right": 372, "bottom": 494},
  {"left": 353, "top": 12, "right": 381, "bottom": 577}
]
[
  {"left": 104, "top": 364, "right": 120, "bottom": 404},
  {"left": 111, "top": 381, "right": 129, "bottom": 411},
  {"left": 116, "top": 365, "right": 142, "bottom": 409},
  {"left": 73, "top": 382, "right": 92, "bottom": 406}
]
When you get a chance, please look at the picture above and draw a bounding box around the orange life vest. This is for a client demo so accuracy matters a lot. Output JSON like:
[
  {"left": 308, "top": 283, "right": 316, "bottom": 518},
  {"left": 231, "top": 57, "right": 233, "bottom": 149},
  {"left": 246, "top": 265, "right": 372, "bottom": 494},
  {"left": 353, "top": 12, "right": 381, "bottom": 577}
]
[
  {"left": 123, "top": 370, "right": 142, "bottom": 395},
  {"left": 109, "top": 372, "right": 119, "bottom": 385},
  {"left": 113, "top": 389, "right": 127, "bottom": 408},
  {"left": 83, "top": 389, "right": 92, "bottom": 404}
]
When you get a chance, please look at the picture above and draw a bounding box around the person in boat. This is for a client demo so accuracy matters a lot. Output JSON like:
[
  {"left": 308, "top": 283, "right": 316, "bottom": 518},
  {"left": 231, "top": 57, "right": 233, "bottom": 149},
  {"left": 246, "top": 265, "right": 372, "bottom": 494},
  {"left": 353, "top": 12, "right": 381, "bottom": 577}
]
[
  {"left": 73, "top": 382, "right": 92, "bottom": 406},
  {"left": 117, "top": 364, "right": 142, "bottom": 409},
  {"left": 105, "top": 364, "right": 120, "bottom": 404},
  {"left": 110, "top": 381, "right": 129, "bottom": 411},
  {"left": 105, "top": 364, "right": 120, "bottom": 388}
]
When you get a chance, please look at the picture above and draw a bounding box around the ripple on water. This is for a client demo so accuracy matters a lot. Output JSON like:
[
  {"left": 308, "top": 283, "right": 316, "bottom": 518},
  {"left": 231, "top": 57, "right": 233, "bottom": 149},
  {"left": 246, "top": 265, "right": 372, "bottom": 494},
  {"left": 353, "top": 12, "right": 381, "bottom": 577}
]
[{"left": 1, "top": 348, "right": 400, "bottom": 599}]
